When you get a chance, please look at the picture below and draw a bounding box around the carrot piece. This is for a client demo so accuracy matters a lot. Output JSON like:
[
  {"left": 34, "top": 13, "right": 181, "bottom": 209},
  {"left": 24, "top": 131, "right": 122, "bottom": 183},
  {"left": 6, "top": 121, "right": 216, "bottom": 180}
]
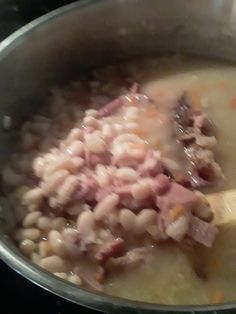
[
  {"left": 169, "top": 205, "right": 185, "bottom": 220},
  {"left": 95, "top": 271, "right": 104, "bottom": 283},
  {"left": 230, "top": 96, "right": 236, "bottom": 109},
  {"left": 129, "top": 143, "right": 147, "bottom": 151},
  {"left": 210, "top": 291, "right": 224, "bottom": 304},
  {"left": 194, "top": 82, "right": 209, "bottom": 93},
  {"left": 217, "top": 80, "right": 230, "bottom": 91},
  {"left": 149, "top": 138, "right": 160, "bottom": 148},
  {"left": 209, "top": 259, "right": 220, "bottom": 273},
  {"left": 132, "top": 128, "right": 146, "bottom": 138},
  {"left": 155, "top": 90, "right": 166, "bottom": 97},
  {"left": 145, "top": 105, "right": 158, "bottom": 118},
  {"left": 188, "top": 90, "right": 202, "bottom": 111}
]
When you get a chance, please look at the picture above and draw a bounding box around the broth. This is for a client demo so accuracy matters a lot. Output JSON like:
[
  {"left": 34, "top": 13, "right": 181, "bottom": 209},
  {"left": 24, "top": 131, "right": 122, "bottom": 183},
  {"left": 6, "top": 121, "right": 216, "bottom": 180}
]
[
  {"left": 106, "top": 57, "right": 236, "bottom": 304},
  {"left": 4, "top": 56, "right": 236, "bottom": 305}
]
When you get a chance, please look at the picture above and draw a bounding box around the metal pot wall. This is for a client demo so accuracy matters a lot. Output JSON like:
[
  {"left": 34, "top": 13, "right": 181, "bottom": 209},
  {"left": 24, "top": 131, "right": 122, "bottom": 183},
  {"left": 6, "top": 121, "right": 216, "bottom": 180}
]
[{"left": 0, "top": 0, "right": 236, "bottom": 312}]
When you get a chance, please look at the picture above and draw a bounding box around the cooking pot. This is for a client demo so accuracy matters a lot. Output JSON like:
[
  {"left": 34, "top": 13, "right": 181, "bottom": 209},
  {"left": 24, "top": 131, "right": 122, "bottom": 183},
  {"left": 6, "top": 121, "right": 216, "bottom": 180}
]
[{"left": 0, "top": 0, "right": 236, "bottom": 312}]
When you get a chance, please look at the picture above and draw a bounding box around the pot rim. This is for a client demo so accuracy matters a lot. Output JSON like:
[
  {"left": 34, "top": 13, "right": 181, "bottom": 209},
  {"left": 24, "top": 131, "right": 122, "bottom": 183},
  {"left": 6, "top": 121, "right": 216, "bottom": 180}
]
[{"left": 0, "top": 0, "right": 235, "bottom": 312}]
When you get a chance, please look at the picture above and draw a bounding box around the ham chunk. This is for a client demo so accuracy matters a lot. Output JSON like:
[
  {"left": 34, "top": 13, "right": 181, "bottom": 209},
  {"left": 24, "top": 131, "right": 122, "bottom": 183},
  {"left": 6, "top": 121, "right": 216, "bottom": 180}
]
[
  {"left": 188, "top": 215, "right": 218, "bottom": 247},
  {"left": 157, "top": 182, "right": 199, "bottom": 212},
  {"left": 95, "top": 238, "right": 126, "bottom": 266},
  {"left": 97, "top": 97, "right": 123, "bottom": 118}
]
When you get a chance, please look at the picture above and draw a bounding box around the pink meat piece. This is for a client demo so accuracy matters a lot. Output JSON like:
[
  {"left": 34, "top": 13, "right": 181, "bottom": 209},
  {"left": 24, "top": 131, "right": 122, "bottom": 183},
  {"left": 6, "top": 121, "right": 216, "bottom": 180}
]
[
  {"left": 75, "top": 176, "right": 98, "bottom": 201},
  {"left": 138, "top": 151, "right": 163, "bottom": 177},
  {"left": 85, "top": 149, "right": 112, "bottom": 168},
  {"left": 82, "top": 126, "right": 94, "bottom": 134},
  {"left": 114, "top": 184, "right": 132, "bottom": 196},
  {"left": 152, "top": 174, "right": 171, "bottom": 195},
  {"left": 95, "top": 238, "right": 126, "bottom": 266},
  {"left": 76, "top": 260, "right": 104, "bottom": 291},
  {"left": 130, "top": 82, "right": 139, "bottom": 94},
  {"left": 97, "top": 97, "right": 123, "bottom": 118},
  {"left": 156, "top": 182, "right": 199, "bottom": 212},
  {"left": 107, "top": 247, "right": 147, "bottom": 269},
  {"left": 188, "top": 215, "right": 218, "bottom": 247},
  {"left": 95, "top": 188, "right": 112, "bottom": 202}
]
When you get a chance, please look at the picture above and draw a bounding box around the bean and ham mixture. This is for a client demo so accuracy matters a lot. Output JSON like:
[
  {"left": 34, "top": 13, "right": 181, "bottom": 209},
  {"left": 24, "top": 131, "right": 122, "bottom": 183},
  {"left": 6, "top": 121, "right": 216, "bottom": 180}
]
[{"left": 3, "top": 56, "right": 236, "bottom": 305}]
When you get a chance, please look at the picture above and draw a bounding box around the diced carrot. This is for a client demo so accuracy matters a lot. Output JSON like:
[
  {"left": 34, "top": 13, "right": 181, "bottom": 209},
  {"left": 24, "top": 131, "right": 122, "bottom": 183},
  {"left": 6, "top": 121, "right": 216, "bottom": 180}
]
[
  {"left": 188, "top": 90, "right": 202, "bottom": 111},
  {"left": 95, "top": 271, "right": 104, "bottom": 283},
  {"left": 209, "top": 259, "right": 220, "bottom": 273},
  {"left": 210, "top": 290, "right": 224, "bottom": 304},
  {"left": 229, "top": 96, "right": 236, "bottom": 109},
  {"left": 132, "top": 128, "right": 146, "bottom": 138},
  {"left": 169, "top": 205, "right": 185, "bottom": 220},
  {"left": 145, "top": 105, "right": 158, "bottom": 118},
  {"left": 194, "top": 82, "right": 209, "bottom": 93},
  {"left": 217, "top": 80, "right": 230, "bottom": 91},
  {"left": 149, "top": 138, "right": 160, "bottom": 148},
  {"left": 155, "top": 90, "right": 166, "bottom": 97},
  {"left": 129, "top": 143, "right": 147, "bottom": 151}
]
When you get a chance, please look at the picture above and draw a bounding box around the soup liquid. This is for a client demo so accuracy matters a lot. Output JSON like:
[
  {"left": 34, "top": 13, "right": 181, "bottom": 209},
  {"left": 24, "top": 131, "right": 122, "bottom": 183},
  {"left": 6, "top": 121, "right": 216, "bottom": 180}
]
[{"left": 105, "top": 57, "right": 236, "bottom": 305}]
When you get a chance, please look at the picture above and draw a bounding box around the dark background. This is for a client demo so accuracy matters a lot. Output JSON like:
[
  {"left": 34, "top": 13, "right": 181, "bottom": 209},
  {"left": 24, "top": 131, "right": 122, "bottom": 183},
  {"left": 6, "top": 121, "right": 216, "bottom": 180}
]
[{"left": 0, "top": 3, "right": 100, "bottom": 313}]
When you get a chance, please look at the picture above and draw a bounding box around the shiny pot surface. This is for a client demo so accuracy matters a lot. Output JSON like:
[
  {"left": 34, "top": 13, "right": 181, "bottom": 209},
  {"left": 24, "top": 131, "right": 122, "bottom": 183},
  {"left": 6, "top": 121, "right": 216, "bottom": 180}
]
[{"left": 1, "top": 0, "right": 236, "bottom": 312}]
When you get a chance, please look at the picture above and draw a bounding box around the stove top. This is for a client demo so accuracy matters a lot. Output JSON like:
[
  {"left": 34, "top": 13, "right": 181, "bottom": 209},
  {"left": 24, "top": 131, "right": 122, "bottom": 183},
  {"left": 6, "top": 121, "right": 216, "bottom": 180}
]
[{"left": 0, "top": 3, "right": 100, "bottom": 313}]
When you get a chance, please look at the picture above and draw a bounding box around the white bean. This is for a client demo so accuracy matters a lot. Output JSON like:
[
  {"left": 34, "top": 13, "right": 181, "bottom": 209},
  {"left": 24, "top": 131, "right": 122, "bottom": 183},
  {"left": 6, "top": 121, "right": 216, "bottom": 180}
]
[
  {"left": 113, "top": 133, "right": 143, "bottom": 146},
  {"left": 102, "top": 124, "right": 114, "bottom": 139},
  {"left": 41, "top": 169, "right": 69, "bottom": 195},
  {"left": 13, "top": 228, "right": 41, "bottom": 242},
  {"left": 53, "top": 272, "right": 68, "bottom": 280},
  {"left": 48, "top": 230, "right": 66, "bottom": 256},
  {"left": 85, "top": 133, "right": 106, "bottom": 153},
  {"left": 38, "top": 241, "right": 53, "bottom": 258},
  {"left": 95, "top": 164, "right": 110, "bottom": 187},
  {"left": 124, "top": 106, "right": 139, "bottom": 120},
  {"left": 31, "top": 252, "right": 40, "bottom": 264},
  {"left": 19, "top": 239, "right": 36, "bottom": 256},
  {"left": 37, "top": 216, "right": 51, "bottom": 230},
  {"left": 50, "top": 217, "right": 67, "bottom": 231},
  {"left": 94, "top": 193, "right": 119, "bottom": 220},
  {"left": 120, "top": 209, "right": 136, "bottom": 231},
  {"left": 131, "top": 179, "right": 152, "bottom": 200},
  {"left": 68, "top": 274, "right": 82, "bottom": 285},
  {"left": 39, "top": 255, "right": 67, "bottom": 272},
  {"left": 66, "top": 140, "right": 84, "bottom": 156},
  {"left": 22, "top": 211, "right": 42, "bottom": 228},
  {"left": 83, "top": 116, "right": 100, "bottom": 128},
  {"left": 66, "top": 128, "right": 82, "bottom": 144},
  {"left": 22, "top": 188, "right": 44, "bottom": 211},
  {"left": 116, "top": 167, "right": 139, "bottom": 182},
  {"left": 136, "top": 209, "right": 157, "bottom": 234},
  {"left": 76, "top": 210, "right": 95, "bottom": 234}
]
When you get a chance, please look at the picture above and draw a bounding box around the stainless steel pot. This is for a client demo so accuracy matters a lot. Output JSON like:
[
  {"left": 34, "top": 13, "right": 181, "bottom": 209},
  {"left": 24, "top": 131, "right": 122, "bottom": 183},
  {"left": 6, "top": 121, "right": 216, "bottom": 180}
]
[{"left": 0, "top": 0, "right": 236, "bottom": 312}]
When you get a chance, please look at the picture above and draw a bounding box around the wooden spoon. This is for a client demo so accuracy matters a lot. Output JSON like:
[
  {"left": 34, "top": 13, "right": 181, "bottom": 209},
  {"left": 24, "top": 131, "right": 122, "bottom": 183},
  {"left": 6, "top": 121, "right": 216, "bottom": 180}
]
[{"left": 206, "top": 189, "right": 236, "bottom": 225}]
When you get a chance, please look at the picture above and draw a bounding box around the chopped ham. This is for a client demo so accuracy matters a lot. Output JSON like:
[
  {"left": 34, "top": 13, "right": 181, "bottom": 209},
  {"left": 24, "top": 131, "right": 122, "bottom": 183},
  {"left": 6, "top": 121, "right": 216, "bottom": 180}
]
[
  {"left": 74, "top": 176, "right": 98, "bottom": 201},
  {"left": 97, "top": 97, "right": 123, "bottom": 118},
  {"left": 156, "top": 182, "right": 199, "bottom": 212},
  {"left": 138, "top": 151, "right": 163, "bottom": 177},
  {"left": 173, "top": 94, "right": 223, "bottom": 188},
  {"left": 152, "top": 174, "right": 170, "bottom": 195},
  {"left": 188, "top": 215, "right": 218, "bottom": 247},
  {"left": 106, "top": 248, "right": 147, "bottom": 270},
  {"left": 75, "top": 261, "right": 104, "bottom": 291},
  {"left": 95, "top": 237, "right": 126, "bottom": 266}
]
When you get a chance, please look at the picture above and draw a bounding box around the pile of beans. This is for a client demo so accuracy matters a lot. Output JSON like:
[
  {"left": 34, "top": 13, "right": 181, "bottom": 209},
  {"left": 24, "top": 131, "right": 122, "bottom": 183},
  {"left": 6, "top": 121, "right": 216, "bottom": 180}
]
[{"left": 2, "top": 68, "right": 216, "bottom": 290}]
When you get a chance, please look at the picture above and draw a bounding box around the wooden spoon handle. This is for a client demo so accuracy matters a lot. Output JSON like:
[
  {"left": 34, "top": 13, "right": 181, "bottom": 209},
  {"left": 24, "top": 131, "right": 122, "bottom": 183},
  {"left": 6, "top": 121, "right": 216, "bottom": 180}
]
[{"left": 206, "top": 189, "right": 236, "bottom": 225}]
